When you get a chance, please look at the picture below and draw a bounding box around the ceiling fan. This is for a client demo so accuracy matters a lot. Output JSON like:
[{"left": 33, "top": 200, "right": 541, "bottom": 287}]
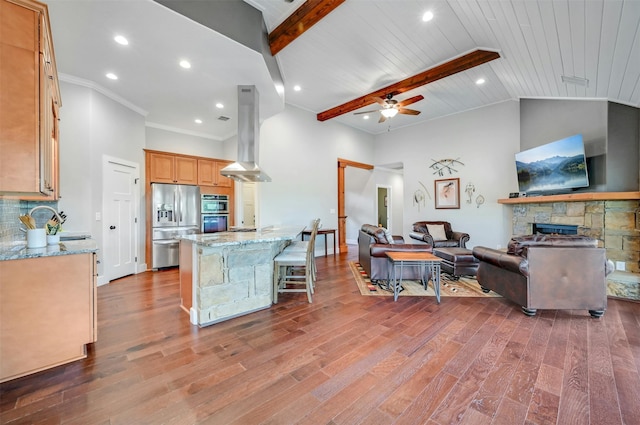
[{"left": 354, "top": 94, "right": 424, "bottom": 123}]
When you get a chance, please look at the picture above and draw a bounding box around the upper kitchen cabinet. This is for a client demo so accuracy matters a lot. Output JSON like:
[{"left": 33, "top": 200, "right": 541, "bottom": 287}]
[
  {"left": 0, "top": 0, "right": 61, "bottom": 200},
  {"left": 197, "top": 159, "right": 233, "bottom": 188},
  {"left": 146, "top": 151, "right": 198, "bottom": 185}
]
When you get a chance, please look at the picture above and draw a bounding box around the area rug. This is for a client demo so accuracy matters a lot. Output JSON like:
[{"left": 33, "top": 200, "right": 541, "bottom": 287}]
[{"left": 349, "top": 261, "right": 501, "bottom": 298}]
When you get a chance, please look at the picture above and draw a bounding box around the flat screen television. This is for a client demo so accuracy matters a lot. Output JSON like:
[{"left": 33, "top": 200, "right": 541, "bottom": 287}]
[{"left": 515, "top": 134, "right": 589, "bottom": 195}]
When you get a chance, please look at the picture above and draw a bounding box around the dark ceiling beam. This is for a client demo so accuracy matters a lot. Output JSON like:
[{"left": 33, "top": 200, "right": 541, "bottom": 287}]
[
  {"left": 317, "top": 49, "right": 501, "bottom": 122},
  {"left": 268, "top": 0, "right": 346, "bottom": 56}
]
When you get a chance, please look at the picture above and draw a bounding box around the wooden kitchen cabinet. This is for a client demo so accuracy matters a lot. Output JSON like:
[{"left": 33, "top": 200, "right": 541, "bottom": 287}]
[
  {"left": 147, "top": 151, "right": 198, "bottom": 184},
  {"left": 0, "top": 252, "right": 97, "bottom": 383},
  {"left": 0, "top": 0, "right": 61, "bottom": 200},
  {"left": 197, "top": 159, "right": 233, "bottom": 188}
]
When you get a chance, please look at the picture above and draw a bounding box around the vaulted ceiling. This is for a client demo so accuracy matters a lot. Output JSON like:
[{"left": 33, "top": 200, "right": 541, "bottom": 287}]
[{"left": 47, "top": 0, "right": 640, "bottom": 139}]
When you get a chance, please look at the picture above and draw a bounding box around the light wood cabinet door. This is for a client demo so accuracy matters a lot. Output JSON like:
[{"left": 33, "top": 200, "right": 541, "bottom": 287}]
[
  {"left": 174, "top": 156, "right": 197, "bottom": 184},
  {"left": 214, "top": 161, "right": 233, "bottom": 188},
  {"left": 0, "top": 0, "right": 60, "bottom": 200},
  {"left": 0, "top": 252, "right": 96, "bottom": 383},
  {"left": 197, "top": 159, "right": 215, "bottom": 186},
  {"left": 198, "top": 159, "right": 232, "bottom": 187}
]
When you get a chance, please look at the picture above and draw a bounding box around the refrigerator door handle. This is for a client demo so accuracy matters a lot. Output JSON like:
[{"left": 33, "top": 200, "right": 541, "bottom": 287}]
[{"left": 174, "top": 190, "right": 178, "bottom": 223}]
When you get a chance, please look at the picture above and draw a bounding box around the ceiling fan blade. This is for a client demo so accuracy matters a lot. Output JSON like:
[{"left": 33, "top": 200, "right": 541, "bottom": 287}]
[
  {"left": 378, "top": 114, "right": 387, "bottom": 123},
  {"left": 397, "top": 95, "right": 424, "bottom": 107},
  {"left": 398, "top": 108, "right": 421, "bottom": 115},
  {"left": 354, "top": 109, "right": 381, "bottom": 115},
  {"left": 368, "top": 96, "right": 386, "bottom": 106}
]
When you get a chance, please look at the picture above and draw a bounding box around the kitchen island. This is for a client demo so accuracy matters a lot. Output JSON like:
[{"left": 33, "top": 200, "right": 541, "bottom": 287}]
[{"left": 179, "top": 226, "right": 302, "bottom": 327}]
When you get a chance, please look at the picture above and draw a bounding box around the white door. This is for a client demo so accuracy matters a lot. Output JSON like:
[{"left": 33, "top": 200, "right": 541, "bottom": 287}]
[
  {"left": 104, "top": 157, "right": 138, "bottom": 281},
  {"left": 242, "top": 182, "right": 256, "bottom": 227}
]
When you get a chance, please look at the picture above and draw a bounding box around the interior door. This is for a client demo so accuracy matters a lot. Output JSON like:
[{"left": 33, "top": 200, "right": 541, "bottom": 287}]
[
  {"left": 104, "top": 158, "right": 138, "bottom": 281},
  {"left": 242, "top": 182, "right": 256, "bottom": 227}
]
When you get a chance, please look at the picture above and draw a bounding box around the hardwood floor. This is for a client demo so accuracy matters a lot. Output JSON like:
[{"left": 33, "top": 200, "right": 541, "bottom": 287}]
[{"left": 1, "top": 248, "right": 639, "bottom": 424}]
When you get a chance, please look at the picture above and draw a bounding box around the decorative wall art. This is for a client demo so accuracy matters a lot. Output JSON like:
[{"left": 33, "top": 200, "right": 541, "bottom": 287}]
[
  {"left": 465, "top": 182, "right": 475, "bottom": 204},
  {"left": 413, "top": 181, "right": 431, "bottom": 211},
  {"left": 429, "top": 158, "right": 464, "bottom": 176},
  {"left": 476, "top": 195, "right": 485, "bottom": 208},
  {"left": 435, "top": 178, "right": 460, "bottom": 209}
]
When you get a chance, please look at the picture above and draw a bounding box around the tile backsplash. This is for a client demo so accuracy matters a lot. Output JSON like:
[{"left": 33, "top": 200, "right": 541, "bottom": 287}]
[{"left": 0, "top": 199, "right": 59, "bottom": 243}]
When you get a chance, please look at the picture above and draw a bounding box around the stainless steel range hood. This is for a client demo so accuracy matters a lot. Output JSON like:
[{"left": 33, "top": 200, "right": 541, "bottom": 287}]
[{"left": 220, "top": 86, "right": 271, "bottom": 182}]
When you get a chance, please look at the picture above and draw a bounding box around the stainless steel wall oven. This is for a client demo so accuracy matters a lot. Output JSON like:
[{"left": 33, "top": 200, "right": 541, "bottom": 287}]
[
  {"left": 201, "top": 194, "right": 229, "bottom": 214},
  {"left": 201, "top": 194, "right": 229, "bottom": 233}
]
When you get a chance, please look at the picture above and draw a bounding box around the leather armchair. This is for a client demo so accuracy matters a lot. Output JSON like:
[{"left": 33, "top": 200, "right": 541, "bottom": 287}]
[
  {"left": 409, "top": 221, "right": 470, "bottom": 248},
  {"left": 358, "top": 224, "right": 432, "bottom": 282},
  {"left": 472, "top": 235, "right": 614, "bottom": 317}
]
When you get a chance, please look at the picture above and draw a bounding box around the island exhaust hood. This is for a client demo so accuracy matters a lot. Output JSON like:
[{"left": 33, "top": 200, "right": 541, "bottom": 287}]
[{"left": 220, "top": 86, "right": 271, "bottom": 182}]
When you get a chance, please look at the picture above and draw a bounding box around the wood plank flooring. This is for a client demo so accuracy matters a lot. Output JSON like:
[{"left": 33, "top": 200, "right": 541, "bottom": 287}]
[{"left": 1, "top": 248, "right": 639, "bottom": 424}]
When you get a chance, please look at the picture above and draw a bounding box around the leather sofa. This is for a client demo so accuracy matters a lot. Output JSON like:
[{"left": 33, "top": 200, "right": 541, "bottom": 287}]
[
  {"left": 409, "top": 221, "right": 470, "bottom": 248},
  {"left": 358, "top": 224, "right": 433, "bottom": 282},
  {"left": 472, "top": 235, "right": 614, "bottom": 317}
]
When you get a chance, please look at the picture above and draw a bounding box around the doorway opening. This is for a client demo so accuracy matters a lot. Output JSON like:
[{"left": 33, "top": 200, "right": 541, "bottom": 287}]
[{"left": 377, "top": 185, "right": 391, "bottom": 231}]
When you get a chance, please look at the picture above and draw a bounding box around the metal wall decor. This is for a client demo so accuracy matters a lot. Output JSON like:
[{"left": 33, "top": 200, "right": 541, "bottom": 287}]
[
  {"left": 430, "top": 158, "right": 464, "bottom": 176},
  {"left": 413, "top": 181, "right": 431, "bottom": 211},
  {"left": 465, "top": 183, "right": 475, "bottom": 204}
]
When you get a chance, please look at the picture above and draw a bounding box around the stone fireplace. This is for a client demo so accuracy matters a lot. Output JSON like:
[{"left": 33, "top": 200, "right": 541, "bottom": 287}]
[{"left": 502, "top": 195, "right": 639, "bottom": 301}]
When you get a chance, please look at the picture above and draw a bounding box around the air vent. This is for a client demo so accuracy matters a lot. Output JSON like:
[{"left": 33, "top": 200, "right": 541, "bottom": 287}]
[
  {"left": 217, "top": 116, "right": 230, "bottom": 121},
  {"left": 561, "top": 75, "right": 589, "bottom": 87}
]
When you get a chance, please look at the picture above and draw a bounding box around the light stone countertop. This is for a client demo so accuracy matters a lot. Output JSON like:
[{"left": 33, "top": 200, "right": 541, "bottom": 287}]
[
  {"left": 0, "top": 239, "right": 98, "bottom": 261},
  {"left": 180, "top": 225, "right": 304, "bottom": 247}
]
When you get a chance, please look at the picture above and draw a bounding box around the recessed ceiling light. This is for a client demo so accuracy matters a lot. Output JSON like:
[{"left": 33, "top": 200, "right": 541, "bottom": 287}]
[
  {"left": 106, "top": 73, "right": 118, "bottom": 80},
  {"left": 476, "top": 78, "right": 486, "bottom": 85},
  {"left": 194, "top": 119, "right": 202, "bottom": 124},
  {"left": 114, "top": 35, "right": 128, "bottom": 45},
  {"left": 215, "top": 103, "right": 224, "bottom": 109},
  {"left": 363, "top": 115, "right": 369, "bottom": 120},
  {"left": 179, "top": 60, "right": 191, "bottom": 69},
  {"left": 293, "top": 85, "right": 301, "bottom": 91},
  {"left": 422, "top": 11, "right": 434, "bottom": 22}
]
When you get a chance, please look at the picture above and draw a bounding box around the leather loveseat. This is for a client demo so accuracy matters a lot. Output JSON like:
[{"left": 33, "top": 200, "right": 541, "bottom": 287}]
[
  {"left": 409, "top": 221, "right": 470, "bottom": 248},
  {"left": 472, "top": 234, "right": 614, "bottom": 317},
  {"left": 358, "top": 224, "right": 432, "bottom": 282}
]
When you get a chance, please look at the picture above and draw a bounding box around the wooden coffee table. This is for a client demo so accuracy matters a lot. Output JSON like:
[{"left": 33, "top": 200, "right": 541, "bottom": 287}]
[{"left": 385, "top": 251, "right": 442, "bottom": 303}]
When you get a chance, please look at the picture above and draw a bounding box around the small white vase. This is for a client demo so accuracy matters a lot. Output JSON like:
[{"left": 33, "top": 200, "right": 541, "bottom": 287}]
[{"left": 47, "top": 234, "right": 60, "bottom": 245}]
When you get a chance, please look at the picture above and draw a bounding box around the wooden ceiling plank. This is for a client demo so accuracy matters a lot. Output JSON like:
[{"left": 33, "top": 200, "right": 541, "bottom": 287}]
[
  {"left": 268, "top": 0, "right": 346, "bottom": 56},
  {"left": 317, "top": 49, "right": 501, "bottom": 121}
]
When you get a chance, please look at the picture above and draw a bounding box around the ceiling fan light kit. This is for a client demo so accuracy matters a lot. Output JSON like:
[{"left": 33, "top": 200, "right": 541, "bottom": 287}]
[{"left": 381, "top": 108, "right": 398, "bottom": 118}]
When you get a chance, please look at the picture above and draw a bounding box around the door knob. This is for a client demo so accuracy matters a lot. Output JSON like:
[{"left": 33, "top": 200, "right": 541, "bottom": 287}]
[{"left": 109, "top": 225, "right": 116, "bottom": 230}]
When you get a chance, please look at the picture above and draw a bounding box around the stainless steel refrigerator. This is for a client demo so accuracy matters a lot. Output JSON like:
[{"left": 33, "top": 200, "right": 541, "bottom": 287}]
[{"left": 151, "top": 183, "right": 201, "bottom": 269}]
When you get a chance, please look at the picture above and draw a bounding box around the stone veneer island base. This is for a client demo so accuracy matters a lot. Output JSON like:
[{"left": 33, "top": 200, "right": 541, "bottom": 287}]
[{"left": 179, "top": 226, "right": 302, "bottom": 327}]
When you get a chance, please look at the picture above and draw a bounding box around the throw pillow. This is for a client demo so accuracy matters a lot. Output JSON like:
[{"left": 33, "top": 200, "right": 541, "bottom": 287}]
[
  {"left": 426, "top": 224, "right": 447, "bottom": 241},
  {"left": 382, "top": 228, "right": 396, "bottom": 244}
]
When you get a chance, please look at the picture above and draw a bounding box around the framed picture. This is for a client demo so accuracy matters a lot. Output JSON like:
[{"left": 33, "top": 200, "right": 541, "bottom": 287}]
[{"left": 434, "top": 178, "right": 460, "bottom": 209}]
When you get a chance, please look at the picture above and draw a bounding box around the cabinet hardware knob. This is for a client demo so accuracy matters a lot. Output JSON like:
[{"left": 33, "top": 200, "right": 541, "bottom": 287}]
[{"left": 109, "top": 225, "right": 116, "bottom": 230}]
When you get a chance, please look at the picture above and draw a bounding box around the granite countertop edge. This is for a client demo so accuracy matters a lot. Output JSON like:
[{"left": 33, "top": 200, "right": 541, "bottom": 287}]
[
  {"left": 180, "top": 226, "right": 304, "bottom": 247},
  {"left": 0, "top": 239, "right": 98, "bottom": 261}
]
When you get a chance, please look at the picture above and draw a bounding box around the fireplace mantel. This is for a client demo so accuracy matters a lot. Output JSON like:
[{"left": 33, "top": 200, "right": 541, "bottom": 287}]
[{"left": 498, "top": 191, "right": 640, "bottom": 204}]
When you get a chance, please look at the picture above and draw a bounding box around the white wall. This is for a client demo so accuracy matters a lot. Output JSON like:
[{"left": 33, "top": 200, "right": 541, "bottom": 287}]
[
  {"left": 58, "top": 81, "right": 146, "bottom": 280},
  {"left": 254, "top": 104, "right": 375, "bottom": 251},
  {"left": 373, "top": 100, "right": 520, "bottom": 250},
  {"left": 145, "top": 127, "right": 227, "bottom": 159}
]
